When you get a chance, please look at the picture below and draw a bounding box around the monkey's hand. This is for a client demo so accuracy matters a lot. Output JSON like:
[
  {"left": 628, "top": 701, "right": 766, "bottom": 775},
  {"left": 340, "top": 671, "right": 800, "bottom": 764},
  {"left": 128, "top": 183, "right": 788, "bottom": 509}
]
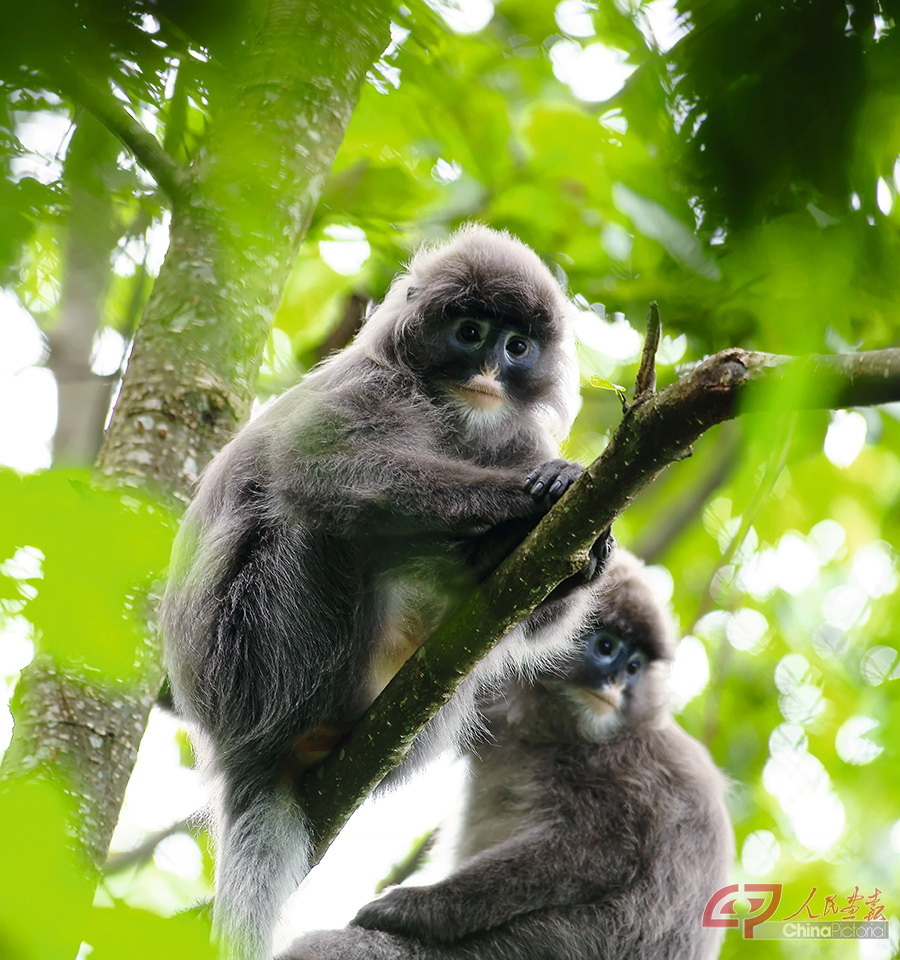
[
  {"left": 567, "top": 527, "right": 616, "bottom": 587},
  {"left": 523, "top": 458, "right": 584, "bottom": 506},
  {"left": 465, "top": 459, "right": 586, "bottom": 579},
  {"left": 352, "top": 885, "right": 464, "bottom": 944}
]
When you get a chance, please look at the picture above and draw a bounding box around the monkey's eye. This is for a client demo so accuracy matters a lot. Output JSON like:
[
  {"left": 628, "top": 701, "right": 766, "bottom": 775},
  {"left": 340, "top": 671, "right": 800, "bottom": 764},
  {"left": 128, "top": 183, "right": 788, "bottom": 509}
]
[
  {"left": 592, "top": 632, "right": 622, "bottom": 661},
  {"left": 456, "top": 322, "right": 484, "bottom": 344},
  {"left": 505, "top": 335, "right": 531, "bottom": 358},
  {"left": 625, "top": 658, "right": 643, "bottom": 677}
]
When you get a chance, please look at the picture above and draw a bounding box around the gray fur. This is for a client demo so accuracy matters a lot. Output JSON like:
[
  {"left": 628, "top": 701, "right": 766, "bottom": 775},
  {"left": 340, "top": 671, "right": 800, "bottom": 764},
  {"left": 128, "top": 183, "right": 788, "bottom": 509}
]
[
  {"left": 284, "top": 551, "right": 733, "bottom": 960},
  {"left": 160, "top": 226, "right": 588, "bottom": 960}
]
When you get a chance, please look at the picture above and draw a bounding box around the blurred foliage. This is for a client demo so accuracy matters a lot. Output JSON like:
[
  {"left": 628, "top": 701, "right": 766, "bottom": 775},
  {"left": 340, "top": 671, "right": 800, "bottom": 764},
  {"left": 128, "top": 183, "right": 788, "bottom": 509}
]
[{"left": 0, "top": 0, "right": 899, "bottom": 957}]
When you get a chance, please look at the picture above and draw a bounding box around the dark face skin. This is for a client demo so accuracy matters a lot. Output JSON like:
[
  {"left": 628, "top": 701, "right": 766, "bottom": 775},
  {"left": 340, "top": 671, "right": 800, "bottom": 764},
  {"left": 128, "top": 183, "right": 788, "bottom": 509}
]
[
  {"left": 566, "top": 628, "right": 651, "bottom": 719},
  {"left": 408, "top": 311, "right": 555, "bottom": 412},
  {"left": 580, "top": 628, "right": 647, "bottom": 690}
]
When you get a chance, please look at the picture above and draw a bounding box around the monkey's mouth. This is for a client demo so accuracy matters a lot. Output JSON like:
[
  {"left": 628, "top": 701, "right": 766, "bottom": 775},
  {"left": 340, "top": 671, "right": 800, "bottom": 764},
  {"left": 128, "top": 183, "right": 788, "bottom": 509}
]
[
  {"left": 452, "top": 376, "right": 506, "bottom": 409},
  {"left": 579, "top": 687, "right": 622, "bottom": 714}
]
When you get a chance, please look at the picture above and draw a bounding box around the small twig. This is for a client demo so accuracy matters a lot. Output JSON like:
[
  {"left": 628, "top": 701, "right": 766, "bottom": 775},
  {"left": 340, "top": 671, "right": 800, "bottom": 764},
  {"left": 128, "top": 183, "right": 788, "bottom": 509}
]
[
  {"left": 633, "top": 301, "right": 661, "bottom": 401},
  {"left": 104, "top": 817, "right": 195, "bottom": 874},
  {"left": 374, "top": 829, "right": 438, "bottom": 893},
  {"left": 55, "top": 63, "right": 188, "bottom": 204}
]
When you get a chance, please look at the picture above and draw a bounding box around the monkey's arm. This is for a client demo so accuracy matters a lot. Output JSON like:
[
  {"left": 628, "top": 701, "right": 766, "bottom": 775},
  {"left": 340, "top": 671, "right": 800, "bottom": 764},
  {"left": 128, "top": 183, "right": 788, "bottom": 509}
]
[
  {"left": 352, "top": 824, "right": 638, "bottom": 943},
  {"left": 289, "top": 449, "right": 582, "bottom": 536}
]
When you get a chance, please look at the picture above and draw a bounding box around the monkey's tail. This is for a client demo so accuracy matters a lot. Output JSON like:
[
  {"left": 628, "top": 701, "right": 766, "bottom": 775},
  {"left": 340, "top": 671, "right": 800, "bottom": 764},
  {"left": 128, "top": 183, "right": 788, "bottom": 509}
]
[{"left": 213, "top": 785, "right": 312, "bottom": 960}]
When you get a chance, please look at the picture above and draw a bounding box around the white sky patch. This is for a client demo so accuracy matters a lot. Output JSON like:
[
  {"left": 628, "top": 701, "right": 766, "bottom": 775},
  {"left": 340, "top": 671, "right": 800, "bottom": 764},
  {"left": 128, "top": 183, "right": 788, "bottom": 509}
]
[
  {"left": 110, "top": 708, "right": 209, "bottom": 854},
  {"left": 574, "top": 309, "right": 642, "bottom": 363},
  {"left": 318, "top": 225, "right": 371, "bottom": 276},
  {"left": 656, "top": 333, "right": 686, "bottom": 365},
  {"left": 0, "top": 365, "right": 56, "bottom": 472},
  {"left": 429, "top": 0, "right": 494, "bottom": 33},
  {"left": 771, "top": 533, "right": 820, "bottom": 596},
  {"left": 549, "top": 40, "right": 636, "bottom": 102},
  {"left": 640, "top": 0, "right": 688, "bottom": 53},
  {"left": 10, "top": 109, "right": 72, "bottom": 185},
  {"left": 779, "top": 683, "right": 826, "bottom": 725},
  {"left": 824, "top": 410, "right": 867, "bottom": 467},
  {"left": 91, "top": 327, "right": 128, "bottom": 377},
  {"left": 669, "top": 635, "right": 709, "bottom": 710},
  {"left": 0, "top": 289, "right": 47, "bottom": 373},
  {"left": 281, "top": 755, "right": 466, "bottom": 944},
  {"left": 555, "top": 0, "right": 596, "bottom": 37},
  {"left": 0, "top": 617, "right": 36, "bottom": 755},
  {"left": 851, "top": 542, "right": 898, "bottom": 599},
  {"left": 763, "top": 731, "right": 845, "bottom": 853},
  {"left": 726, "top": 608, "right": 769, "bottom": 654},
  {"left": 643, "top": 564, "right": 674, "bottom": 605},
  {"left": 153, "top": 831, "right": 204, "bottom": 881},
  {"left": 808, "top": 518, "right": 846, "bottom": 564},
  {"left": 860, "top": 646, "right": 900, "bottom": 686},
  {"left": 876, "top": 177, "right": 894, "bottom": 216},
  {"left": 774, "top": 654, "right": 812, "bottom": 694},
  {"left": 822, "top": 583, "right": 870, "bottom": 630},
  {"left": 741, "top": 829, "right": 780, "bottom": 876},
  {"left": 835, "top": 716, "right": 883, "bottom": 766},
  {"left": 114, "top": 212, "right": 171, "bottom": 278},
  {"left": 736, "top": 548, "right": 777, "bottom": 600}
]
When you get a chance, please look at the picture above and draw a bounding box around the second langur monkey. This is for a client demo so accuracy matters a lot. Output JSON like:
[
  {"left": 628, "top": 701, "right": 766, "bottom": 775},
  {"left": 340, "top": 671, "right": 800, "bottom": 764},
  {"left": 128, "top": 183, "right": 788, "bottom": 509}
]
[
  {"left": 285, "top": 550, "right": 733, "bottom": 960},
  {"left": 161, "top": 225, "right": 607, "bottom": 960}
]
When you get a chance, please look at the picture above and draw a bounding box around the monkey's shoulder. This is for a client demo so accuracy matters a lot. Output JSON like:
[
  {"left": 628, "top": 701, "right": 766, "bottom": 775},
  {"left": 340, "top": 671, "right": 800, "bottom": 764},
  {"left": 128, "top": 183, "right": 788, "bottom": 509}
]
[{"left": 245, "top": 362, "right": 437, "bottom": 459}]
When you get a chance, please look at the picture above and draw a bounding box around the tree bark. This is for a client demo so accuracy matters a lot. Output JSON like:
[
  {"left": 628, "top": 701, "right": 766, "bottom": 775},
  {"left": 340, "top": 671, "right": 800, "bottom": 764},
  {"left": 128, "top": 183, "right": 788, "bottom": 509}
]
[{"left": 0, "top": 0, "right": 392, "bottom": 888}]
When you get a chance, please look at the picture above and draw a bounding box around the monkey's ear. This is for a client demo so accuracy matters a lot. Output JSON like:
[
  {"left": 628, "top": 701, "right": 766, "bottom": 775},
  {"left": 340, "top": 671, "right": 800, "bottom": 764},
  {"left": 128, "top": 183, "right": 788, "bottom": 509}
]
[{"left": 407, "top": 286, "right": 418, "bottom": 301}]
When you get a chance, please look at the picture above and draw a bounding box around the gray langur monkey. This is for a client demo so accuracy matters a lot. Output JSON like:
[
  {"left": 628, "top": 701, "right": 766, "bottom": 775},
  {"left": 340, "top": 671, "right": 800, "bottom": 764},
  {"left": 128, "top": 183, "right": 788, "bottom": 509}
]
[
  {"left": 285, "top": 550, "right": 734, "bottom": 960},
  {"left": 160, "top": 225, "right": 608, "bottom": 960}
]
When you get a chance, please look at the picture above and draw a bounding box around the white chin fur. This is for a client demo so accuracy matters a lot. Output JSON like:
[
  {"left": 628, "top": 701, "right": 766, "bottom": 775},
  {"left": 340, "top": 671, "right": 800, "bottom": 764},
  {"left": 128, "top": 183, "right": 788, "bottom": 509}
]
[
  {"left": 445, "top": 391, "right": 513, "bottom": 430},
  {"left": 568, "top": 688, "right": 624, "bottom": 741}
]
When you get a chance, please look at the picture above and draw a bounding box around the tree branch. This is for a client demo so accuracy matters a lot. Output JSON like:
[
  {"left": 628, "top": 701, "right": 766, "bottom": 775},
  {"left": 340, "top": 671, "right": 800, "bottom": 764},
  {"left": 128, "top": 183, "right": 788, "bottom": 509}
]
[
  {"left": 104, "top": 818, "right": 194, "bottom": 874},
  {"left": 298, "top": 345, "right": 900, "bottom": 857},
  {"left": 54, "top": 63, "right": 188, "bottom": 204},
  {"left": 633, "top": 300, "right": 661, "bottom": 400}
]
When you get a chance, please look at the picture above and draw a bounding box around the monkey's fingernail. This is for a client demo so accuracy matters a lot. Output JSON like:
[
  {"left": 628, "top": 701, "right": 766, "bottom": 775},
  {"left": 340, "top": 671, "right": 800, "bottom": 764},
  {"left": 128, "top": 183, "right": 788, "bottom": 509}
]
[
  {"left": 531, "top": 480, "right": 545, "bottom": 495},
  {"left": 549, "top": 479, "right": 564, "bottom": 496}
]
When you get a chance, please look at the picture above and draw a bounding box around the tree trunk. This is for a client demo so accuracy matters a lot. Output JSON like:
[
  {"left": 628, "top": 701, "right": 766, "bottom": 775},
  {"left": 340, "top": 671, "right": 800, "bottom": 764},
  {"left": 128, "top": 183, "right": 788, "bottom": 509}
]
[{"left": 0, "top": 0, "right": 391, "bottom": 891}]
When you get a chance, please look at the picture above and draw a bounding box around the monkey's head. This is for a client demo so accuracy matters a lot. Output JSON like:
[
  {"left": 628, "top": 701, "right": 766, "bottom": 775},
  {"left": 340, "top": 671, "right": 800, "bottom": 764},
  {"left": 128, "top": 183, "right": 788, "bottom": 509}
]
[
  {"left": 507, "top": 551, "right": 675, "bottom": 743},
  {"left": 354, "top": 224, "right": 579, "bottom": 440}
]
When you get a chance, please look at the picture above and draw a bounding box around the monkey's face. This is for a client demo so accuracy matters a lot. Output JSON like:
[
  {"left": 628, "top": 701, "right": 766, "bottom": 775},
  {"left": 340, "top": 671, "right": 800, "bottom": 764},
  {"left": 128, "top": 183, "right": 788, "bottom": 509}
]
[
  {"left": 407, "top": 311, "right": 558, "bottom": 416},
  {"left": 557, "top": 626, "right": 670, "bottom": 741},
  {"left": 441, "top": 316, "right": 538, "bottom": 410}
]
